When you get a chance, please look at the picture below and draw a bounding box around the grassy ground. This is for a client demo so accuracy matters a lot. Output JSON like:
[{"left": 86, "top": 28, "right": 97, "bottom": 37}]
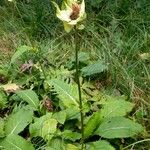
[{"left": 0, "top": 0, "right": 150, "bottom": 149}]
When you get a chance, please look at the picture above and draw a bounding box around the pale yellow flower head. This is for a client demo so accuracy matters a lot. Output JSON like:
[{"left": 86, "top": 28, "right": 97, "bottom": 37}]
[{"left": 52, "top": 0, "right": 86, "bottom": 32}]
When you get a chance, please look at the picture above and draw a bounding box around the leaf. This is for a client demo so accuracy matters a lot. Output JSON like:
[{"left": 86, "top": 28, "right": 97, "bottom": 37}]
[
  {"left": 16, "top": 90, "right": 39, "bottom": 110},
  {"left": 29, "top": 113, "right": 52, "bottom": 137},
  {"left": 139, "top": 52, "right": 150, "bottom": 60},
  {"left": 65, "top": 107, "right": 80, "bottom": 120},
  {"left": 0, "top": 118, "right": 5, "bottom": 138},
  {"left": 0, "top": 134, "right": 34, "bottom": 150},
  {"left": 53, "top": 111, "right": 66, "bottom": 124},
  {"left": 62, "top": 130, "right": 81, "bottom": 142},
  {"left": 10, "top": 45, "right": 32, "bottom": 64},
  {"left": 66, "top": 144, "right": 80, "bottom": 150},
  {"left": 81, "top": 61, "right": 108, "bottom": 76},
  {"left": 95, "top": 117, "right": 143, "bottom": 139},
  {"left": 5, "top": 106, "right": 33, "bottom": 135},
  {"left": 0, "top": 91, "right": 7, "bottom": 108},
  {"left": 41, "top": 118, "right": 57, "bottom": 141},
  {"left": 48, "top": 79, "right": 79, "bottom": 107},
  {"left": 84, "top": 111, "right": 102, "bottom": 138},
  {"left": 46, "top": 138, "right": 66, "bottom": 150},
  {"left": 78, "top": 52, "right": 90, "bottom": 62},
  {"left": 100, "top": 99, "right": 134, "bottom": 119},
  {"left": 87, "top": 140, "right": 115, "bottom": 150},
  {"left": 0, "top": 83, "right": 20, "bottom": 93}
]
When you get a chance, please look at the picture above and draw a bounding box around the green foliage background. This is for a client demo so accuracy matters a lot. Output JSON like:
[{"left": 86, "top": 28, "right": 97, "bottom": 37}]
[{"left": 0, "top": 0, "right": 150, "bottom": 149}]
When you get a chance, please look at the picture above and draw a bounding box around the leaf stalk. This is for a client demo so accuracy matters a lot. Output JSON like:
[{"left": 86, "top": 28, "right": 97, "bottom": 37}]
[{"left": 75, "top": 31, "right": 84, "bottom": 150}]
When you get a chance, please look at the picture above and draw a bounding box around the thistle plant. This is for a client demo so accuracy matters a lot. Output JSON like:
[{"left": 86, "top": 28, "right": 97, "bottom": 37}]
[{"left": 53, "top": 0, "right": 86, "bottom": 149}]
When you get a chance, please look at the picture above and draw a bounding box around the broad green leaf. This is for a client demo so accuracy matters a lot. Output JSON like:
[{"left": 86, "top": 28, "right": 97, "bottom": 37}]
[
  {"left": 62, "top": 130, "right": 81, "bottom": 142},
  {"left": 0, "top": 134, "right": 34, "bottom": 150},
  {"left": 0, "top": 91, "right": 7, "bottom": 108},
  {"left": 66, "top": 144, "right": 80, "bottom": 150},
  {"left": 100, "top": 99, "right": 134, "bottom": 119},
  {"left": 16, "top": 90, "right": 39, "bottom": 110},
  {"left": 5, "top": 106, "right": 33, "bottom": 135},
  {"left": 65, "top": 107, "right": 80, "bottom": 120},
  {"left": 48, "top": 79, "right": 79, "bottom": 107},
  {"left": 87, "top": 140, "right": 115, "bottom": 150},
  {"left": 95, "top": 117, "right": 143, "bottom": 139},
  {"left": 10, "top": 45, "right": 32, "bottom": 64},
  {"left": 81, "top": 61, "right": 108, "bottom": 76},
  {"left": 53, "top": 111, "right": 66, "bottom": 124},
  {"left": 0, "top": 118, "right": 5, "bottom": 138},
  {"left": 84, "top": 111, "right": 102, "bottom": 138},
  {"left": 46, "top": 138, "right": 65, "bottom": 150},
  {"left": 29, "top": 113, "right": 52, "bottom": 137},
  {"left": 41, "top": 118, "right": 57, "bottom": 141}
]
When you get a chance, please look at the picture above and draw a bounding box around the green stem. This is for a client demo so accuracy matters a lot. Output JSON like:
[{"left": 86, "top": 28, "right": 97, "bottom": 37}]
[{"left": 75, "top": 31, "right": 84, "bottom": 149}]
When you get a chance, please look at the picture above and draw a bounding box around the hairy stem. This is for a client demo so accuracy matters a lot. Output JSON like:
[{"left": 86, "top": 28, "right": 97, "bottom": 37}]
[{"left": 75, "top": 31, "right": 84, "bottom": 149}]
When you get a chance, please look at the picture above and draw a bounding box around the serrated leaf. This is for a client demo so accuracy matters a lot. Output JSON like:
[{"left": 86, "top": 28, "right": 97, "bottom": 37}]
[
  {"left": 84, "top": 111, "right": 102, "bottom": 138},
  {"left": 100, "top": 99, "right": 134, "bottom": 119},
  {"left": 5, "top": 106, "right": 33, "bottom": 135},
  {"left": 29, "top": 113, "right": 52, "bottom": 137},
  {"left": 16, "top": 90, "right": 39, "bottom": 110},
  {"left": 87, "top": 140, "right": 115, "bottom": 150},
  {"left": 10, "top": 45, "right": 32, "bottom": 64},
  {"left": 95, "top": 117, "right": 143, "bottom": 139},
  {"left": 48, "top": 79, "right": 79, "bottom": 107},
  {"left": 53, "top": 111, "right": 66, "bottom": 124},
  {"left": 62, "top": 130, "right": 81, "bottom": 142},
  {"left": 0, "top": 134, "right": 34, "bottom": 150},
  {"left": 41, "top": 118, "right": 57, "bottom": 141},
  {"left": 81, "top": 61, "right": 108, "bottom": 76},
  {"left": 0, "top": 91, "right": 7, "bottom": 108}
]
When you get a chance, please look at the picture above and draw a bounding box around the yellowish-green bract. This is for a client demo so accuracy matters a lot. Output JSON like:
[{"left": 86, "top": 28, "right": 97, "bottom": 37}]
[{"left": 52, "top": 0, "right": 86, "bottom": 32}]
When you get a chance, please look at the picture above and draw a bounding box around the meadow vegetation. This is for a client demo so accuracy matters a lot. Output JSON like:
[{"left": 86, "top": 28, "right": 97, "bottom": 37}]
[{"left": 0, "top": 0, "right": 150, "bottom": 149}]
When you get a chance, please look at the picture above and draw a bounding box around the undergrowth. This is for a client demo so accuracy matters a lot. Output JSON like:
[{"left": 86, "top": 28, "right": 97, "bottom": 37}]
[{"left": 0, "top": 0, "right": 150, "bottom": 149}]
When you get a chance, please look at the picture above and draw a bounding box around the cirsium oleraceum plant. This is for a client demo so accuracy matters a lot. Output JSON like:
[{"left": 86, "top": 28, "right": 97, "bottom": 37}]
[{"left": 52, "top": 0, "right": 86, "bottom": 32}]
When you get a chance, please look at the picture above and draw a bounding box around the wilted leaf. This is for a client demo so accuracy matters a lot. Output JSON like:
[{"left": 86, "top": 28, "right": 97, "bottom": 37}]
[
  {"left": 0, "top": 83, "right": 20, "bottom": 93},
  {"left": 0, "top": 134, "right": 34, "bottom": 150},
  {"left": 5, "top": 106, "right": 33, "bottom": 135},
  {"left": 95, "top": 117, "right": 143, "bottom": 138},
  {"left": 139, "top": 52, "right": 150, "bottom": 60},
  {"left": 16, "top": 90, "right": 39, "bottom": 110}
]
